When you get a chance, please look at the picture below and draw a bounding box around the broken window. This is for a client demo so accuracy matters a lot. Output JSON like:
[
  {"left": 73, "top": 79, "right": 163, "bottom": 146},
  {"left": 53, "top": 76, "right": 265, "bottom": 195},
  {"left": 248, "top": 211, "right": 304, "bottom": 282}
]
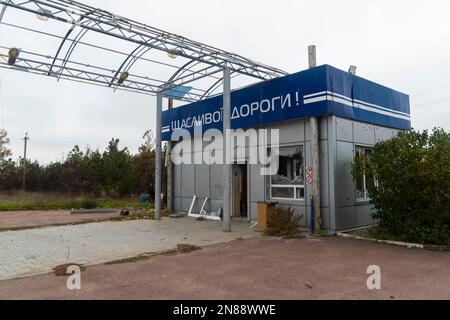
[
  {"left": 355, "top": 146, "right": 373, "bottom": 200},
  {"left": 270, "top": 146, "right": 305, "bottom": 200}
]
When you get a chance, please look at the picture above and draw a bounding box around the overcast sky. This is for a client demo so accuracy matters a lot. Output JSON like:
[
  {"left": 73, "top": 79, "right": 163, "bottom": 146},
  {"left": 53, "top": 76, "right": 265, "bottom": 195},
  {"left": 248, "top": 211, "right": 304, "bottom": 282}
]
[{"left": 0, "top": 0, "right": 449, "bottom": 164}]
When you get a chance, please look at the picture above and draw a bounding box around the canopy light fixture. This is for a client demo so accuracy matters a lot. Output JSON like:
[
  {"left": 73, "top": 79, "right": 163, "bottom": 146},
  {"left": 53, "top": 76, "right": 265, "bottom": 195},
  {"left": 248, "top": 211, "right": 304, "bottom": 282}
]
[
  {"left": 8, "top": 48, "right": 20, "bottom": 65},
  {"left": 167, "top": 50, "right": 181, "bottom": 59},
  {"left": 348, "top": 65, "right": 357, "bottom": 75},
  {"left": 36, "top": 8, "right": 52, "bottom": 21},
  {"left": 118, "top": 71, "right": 129, "bottom": 84}
]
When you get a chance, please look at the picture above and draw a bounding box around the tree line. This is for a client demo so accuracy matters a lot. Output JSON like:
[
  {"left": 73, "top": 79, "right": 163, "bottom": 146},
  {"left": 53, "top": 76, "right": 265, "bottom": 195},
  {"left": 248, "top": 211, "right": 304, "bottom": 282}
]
[{"left": 0, "top": 129, "right": 164, "bottom": 197}]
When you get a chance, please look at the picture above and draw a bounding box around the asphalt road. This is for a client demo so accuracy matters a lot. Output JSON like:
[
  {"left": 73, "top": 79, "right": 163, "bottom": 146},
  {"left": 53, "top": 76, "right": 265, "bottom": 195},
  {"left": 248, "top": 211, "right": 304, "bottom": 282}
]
[{"left": 0, "top": 236, "right": 449, "bottom": 300}]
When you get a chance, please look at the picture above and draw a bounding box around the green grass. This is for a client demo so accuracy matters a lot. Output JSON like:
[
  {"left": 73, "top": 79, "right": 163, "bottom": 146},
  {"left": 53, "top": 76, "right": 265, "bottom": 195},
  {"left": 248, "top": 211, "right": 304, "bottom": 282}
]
[
  {"left": 315, "top": 229, "right": 330, "bottom": 237},
  {"left": 0, "top": 192, "right": 149, "bottom": 211}
]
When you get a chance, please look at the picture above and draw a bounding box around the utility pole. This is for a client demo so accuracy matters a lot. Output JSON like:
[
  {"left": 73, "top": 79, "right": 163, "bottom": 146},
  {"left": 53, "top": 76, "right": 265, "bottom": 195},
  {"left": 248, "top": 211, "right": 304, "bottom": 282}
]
[
  {"left": 22, "top": 132, "right": 30, "bottom": 192},
  {"left": 308, "top": 45, "right": 321, "bottom": 232}
]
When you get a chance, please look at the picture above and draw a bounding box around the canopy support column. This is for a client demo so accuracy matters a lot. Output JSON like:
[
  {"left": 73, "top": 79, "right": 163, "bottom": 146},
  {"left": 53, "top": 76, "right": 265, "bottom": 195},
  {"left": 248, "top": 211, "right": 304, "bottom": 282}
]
[
  {"left": 155, "top": 92, "right": 163, "bottom": 220},
  {"left": 223, "top": 67, "right": 232, "bottom": 232},
  {"left": 166, "top": 99, "right": 174, "bottom": 212}
]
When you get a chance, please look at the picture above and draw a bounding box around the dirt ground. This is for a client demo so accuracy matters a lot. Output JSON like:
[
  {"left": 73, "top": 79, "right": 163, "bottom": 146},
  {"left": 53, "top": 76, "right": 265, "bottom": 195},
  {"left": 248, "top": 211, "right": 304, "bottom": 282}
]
[
  {"left": 0, "top": 210, "right": 120, "bottom": 230},
  {"left": 0, "top": 236, "right": 449, "bottom": 300}
]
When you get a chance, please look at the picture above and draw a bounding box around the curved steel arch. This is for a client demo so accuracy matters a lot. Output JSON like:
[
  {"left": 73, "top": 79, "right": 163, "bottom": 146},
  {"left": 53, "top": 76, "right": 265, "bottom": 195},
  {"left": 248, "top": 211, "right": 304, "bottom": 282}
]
[
  {"left": 109, "top": 44, "right": 150, "bottom": 87},
  {"left": 0, "top": 0, "right": 288, "bottom": 102},
  {"left": 109, "top": 38, "right": 171, "bottom": 88},
  {"left": 163, "top": 58, "right": 206, "bottom": 91},
  {"left": 55, "top": 20, "right": 98, "bottom": 79},
  {"left": 166, "top": 57, "right": 208, "bottom": 85},
  {"left": 48, "top": 9, "right": 99, "bottom": 77},
  {"left": 0, "top": 4, "right": 6, "bottom": 23},
  {"left": 201, "top": 77, "right": 225, "bottom": 100},
  {"left": 200, "top": 72, "right": 241, "bottom": 100},
  {"left": 161, "top": 54, "right": 226, "bottom": 98}
]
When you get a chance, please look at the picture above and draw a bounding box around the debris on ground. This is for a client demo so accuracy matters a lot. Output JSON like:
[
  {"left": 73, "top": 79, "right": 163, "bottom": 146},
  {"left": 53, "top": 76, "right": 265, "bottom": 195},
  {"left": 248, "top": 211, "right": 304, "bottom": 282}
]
[
  {"left": 120, "top": 209, "right": 130, "bottom": 216},
  {"left": 177, "top": 244, "right": 201, "bottom": 254},
  {"left": 169, "top": 213, "right": 186, "bottom": 219},
  {"left": 53, "top": 264, "right": 86, "bottom": 276}
]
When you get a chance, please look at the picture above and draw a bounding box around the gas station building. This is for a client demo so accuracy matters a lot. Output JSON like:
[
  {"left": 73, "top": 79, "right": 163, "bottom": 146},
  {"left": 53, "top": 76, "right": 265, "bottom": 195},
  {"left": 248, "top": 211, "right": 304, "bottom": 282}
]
[{"left": 162, "top": 64, "right": 411, "bottom": 231}]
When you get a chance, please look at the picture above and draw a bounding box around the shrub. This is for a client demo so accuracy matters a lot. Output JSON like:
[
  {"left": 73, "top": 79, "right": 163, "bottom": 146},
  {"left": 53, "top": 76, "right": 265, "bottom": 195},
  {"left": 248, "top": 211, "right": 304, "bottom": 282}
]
[
  {"left": 352, "top": 128, "right": 450, "bottom": 245},
  {"left": 80, "top": 199, "right": 98, "bottom": 209},
  {"left": 265, "top": 207, "right": 303, "bottom": 238}
]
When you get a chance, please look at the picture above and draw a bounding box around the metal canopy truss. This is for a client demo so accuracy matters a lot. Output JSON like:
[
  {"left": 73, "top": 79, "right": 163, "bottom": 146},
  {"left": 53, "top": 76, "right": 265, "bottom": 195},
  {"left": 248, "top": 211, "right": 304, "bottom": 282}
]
[
  {"left": 0, "top": 0, "right": 288, "bottom": 101},
  {"left": 0, "top": 0, "right": 288, "bottom": 231}
]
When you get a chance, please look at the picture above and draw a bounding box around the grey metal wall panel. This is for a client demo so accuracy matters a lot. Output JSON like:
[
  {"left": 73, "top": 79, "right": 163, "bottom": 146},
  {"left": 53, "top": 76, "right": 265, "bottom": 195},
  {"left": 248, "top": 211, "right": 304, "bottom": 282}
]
[
  {"left": 173, "top": 197, "right": 182, "bottom": 212},
  {"left": 173, "top": 163, "right": 182, "bottom": 198},
  {"left": 354, "top": 122, "right": 375, "bottom": 146},
  {"left": 181, "top": 197, "right": 194, "bottom": 213},
  {"left": 305, "top": 120, "right": 311, "bottom": 142},
  {"left": 305, "top": 141, "right": 312, "bottom": 202},
  {"left": 320, "top": 207, "right": 330, "bottom": 230},
  {"left": 320, "top": 117, "right": 328, "bottom": 140},
  {"left": 356, "top": 205, "right": 376, "bottom": 228},
  {"left": 328, "top": 116, "right": 337, "bottom": 231},
  {"left": 173, "top": 140, "right": 193, "bottom": 165},
  {"left": 195, "top": 164, "right": 210, "bottom": 198},
  {"left": 297, "top": 206, "right": 307, "bottom": 228},
  {"left": 335, "top": 206, "right": 356, "bottom": 231},
  {"left": 194, "top": 197, "right": 210, "bottom": 213},
  {"left": 181, "top": 164, "right": 195, "bottom": 198},
  {"left": 336, "top": 141, "right": 355, "bottom": 207},
  {"left": 320, "top": 139, "right": 329, "bottom": 208},
  {"left": 277, "top": 204, "right": 307, "bottom": 228},
  {"left": 250, "top": 202, "right": 258, "bottom": 222},
  {"left": 336, "top": 117, "right": 354, "bottom": 142},
  {"left": 375, "top": 127, "right": 395, "bottom": 143},
  {"left": 249, "top": 164, "right": 265, "bottom": 202},
  {"left": 277, "top": 121, "right": 305, "bottom": 144},
  {"left": 210, "top": 199, "right": 223, "bottom": 215},
  {"left": 392, "top": 129, "right": 400, "bottom": 138},
  {"left": 210, "top": 164, "right": 224, "bottom": 200}
]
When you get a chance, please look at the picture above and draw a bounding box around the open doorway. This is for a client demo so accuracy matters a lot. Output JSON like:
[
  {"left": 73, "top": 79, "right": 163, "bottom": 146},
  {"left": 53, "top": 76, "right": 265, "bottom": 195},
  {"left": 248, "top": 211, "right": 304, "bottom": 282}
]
[{"left": 233, "top": 164, "right": 248, "bottom": 219}]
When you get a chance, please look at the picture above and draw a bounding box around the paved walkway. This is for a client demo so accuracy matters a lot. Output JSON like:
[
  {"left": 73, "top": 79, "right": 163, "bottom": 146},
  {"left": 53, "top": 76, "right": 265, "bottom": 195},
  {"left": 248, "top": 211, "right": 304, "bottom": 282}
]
[{"left": 0, "top": 218, "right": 258, "bottom": 281}]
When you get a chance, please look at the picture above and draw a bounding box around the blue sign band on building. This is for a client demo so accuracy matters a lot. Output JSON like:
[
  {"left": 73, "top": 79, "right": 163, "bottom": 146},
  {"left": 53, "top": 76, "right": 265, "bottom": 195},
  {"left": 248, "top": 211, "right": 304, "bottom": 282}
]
[{"left": 161, "top": 65, "right": 411, "bottom": 141}]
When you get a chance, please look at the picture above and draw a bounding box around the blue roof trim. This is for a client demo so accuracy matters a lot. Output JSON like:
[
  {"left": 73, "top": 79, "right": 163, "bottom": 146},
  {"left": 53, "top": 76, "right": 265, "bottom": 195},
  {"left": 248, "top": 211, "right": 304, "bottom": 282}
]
[{"left": 161, "top": 65, "right": 411, "bottom": 141}]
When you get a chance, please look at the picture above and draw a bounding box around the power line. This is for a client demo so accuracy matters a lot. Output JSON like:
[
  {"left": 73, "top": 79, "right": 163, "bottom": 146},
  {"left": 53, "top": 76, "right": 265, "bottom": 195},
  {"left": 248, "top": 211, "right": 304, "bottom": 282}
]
[
  {"left": 31, "top": 138, "right": 73, "bottom": 149},
  {"left": 410, "top": 82, "right": 450, "bottom": 109},
  {"left": 412, "top": 95, "right": 450, "bottom": 109},
  {"left": 413, "top": 84, "right": 450, "bottom": 97},
  {"left": 9, "top": 137, "right": 77, "bottom": 148}
]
